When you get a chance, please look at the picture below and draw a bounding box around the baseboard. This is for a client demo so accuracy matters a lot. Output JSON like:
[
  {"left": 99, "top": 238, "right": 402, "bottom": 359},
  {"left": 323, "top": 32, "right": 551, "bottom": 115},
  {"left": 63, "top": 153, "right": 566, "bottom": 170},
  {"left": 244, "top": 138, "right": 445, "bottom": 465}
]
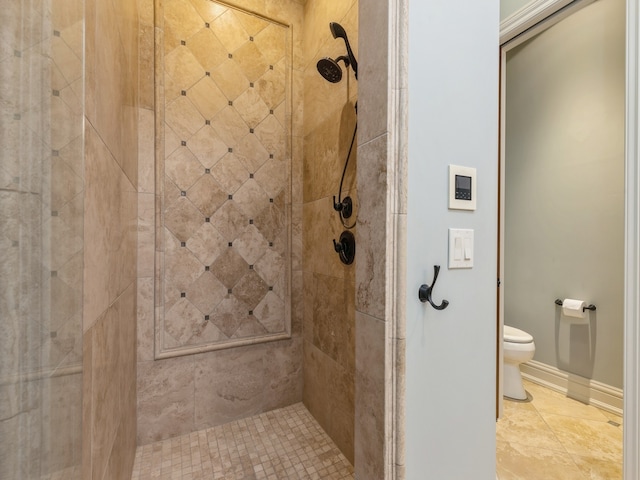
[{"left": 520, "top": 360, "right": 623, "bottom": 416}]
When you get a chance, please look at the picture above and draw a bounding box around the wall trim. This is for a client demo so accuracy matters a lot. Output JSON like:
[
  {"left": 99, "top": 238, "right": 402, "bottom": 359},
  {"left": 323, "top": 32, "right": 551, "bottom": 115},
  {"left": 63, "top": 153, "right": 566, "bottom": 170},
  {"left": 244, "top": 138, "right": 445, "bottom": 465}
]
[
  {"left": 500, "top": 0, "right": 573, "bottom": 44},
  {"left": 625, "top": 0, "right": 640, "bottom": 476},
  {"left": 388, "top": 0, "right": 408, "bottom": 478},
  {"left": 521, "top": 360, "right": 623, "bottom": 415},
  {"left": 499, "top": 0, "right": 601, "bottom": 45}
]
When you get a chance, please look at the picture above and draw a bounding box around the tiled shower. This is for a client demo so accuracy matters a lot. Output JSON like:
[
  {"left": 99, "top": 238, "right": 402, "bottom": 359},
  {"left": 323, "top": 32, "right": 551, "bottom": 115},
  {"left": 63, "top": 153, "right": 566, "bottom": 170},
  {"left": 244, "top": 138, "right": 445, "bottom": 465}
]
[{"left": 0, "top": 0, "right": 395, "bottom": 478}]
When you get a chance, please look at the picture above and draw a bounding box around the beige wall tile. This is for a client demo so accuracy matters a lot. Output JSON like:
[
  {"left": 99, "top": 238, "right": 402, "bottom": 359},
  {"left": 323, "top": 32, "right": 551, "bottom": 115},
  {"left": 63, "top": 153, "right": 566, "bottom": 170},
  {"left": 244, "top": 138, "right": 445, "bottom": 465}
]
[
  {"left": 138, "top": 193, "right": 155, "bottom": 277},
  {"left": 355, "top": 134, "right": 387, "bottom": 320},
  {"left": 88, "top": 283, "right": 136, "bottom": 480},
  {"left": 354, "top": 312, "right": 385, "bottom": 479},
  {"left": 83, "top": 125, "right": 137, "bottom": 331},
  {"left": 193, "top": 346, "right": 266, "bottom": 427},
  {"left": 83, "top": 0, "right": 139, "bottom": 476},
  {"left": 137, "top": 277, "right": 155, "bottom": 362},
  {"left": 357, "top": 0, "right": 388, "bottom": 145},
  {"left": 138, "top": 108, "right": 155, "bottom": 193},
  {"left": 137, "top": 355, "right": 196, "bottom": 444}
]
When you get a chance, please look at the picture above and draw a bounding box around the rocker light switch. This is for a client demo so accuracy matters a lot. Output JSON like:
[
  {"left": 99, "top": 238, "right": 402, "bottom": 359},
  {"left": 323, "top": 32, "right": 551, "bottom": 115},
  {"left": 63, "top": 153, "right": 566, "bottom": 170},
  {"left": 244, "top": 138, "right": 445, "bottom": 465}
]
[{"left": 449, "top": 229, "right": 474, "bottom": 269}]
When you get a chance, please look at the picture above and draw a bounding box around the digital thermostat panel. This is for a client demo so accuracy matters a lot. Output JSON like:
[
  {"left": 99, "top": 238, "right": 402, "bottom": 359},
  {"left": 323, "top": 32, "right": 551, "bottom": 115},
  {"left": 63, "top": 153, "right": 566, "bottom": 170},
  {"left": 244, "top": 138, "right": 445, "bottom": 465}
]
[{"left": 449, "top": 165, "right": 477, "bottom": 210}]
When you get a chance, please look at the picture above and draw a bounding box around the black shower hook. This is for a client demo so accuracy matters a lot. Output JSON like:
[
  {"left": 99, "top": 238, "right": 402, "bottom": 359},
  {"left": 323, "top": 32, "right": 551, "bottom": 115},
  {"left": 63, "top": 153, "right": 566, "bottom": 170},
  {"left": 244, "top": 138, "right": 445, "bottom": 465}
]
[{"left": 418, "top": 265, "right": 449, "bottom": 310}]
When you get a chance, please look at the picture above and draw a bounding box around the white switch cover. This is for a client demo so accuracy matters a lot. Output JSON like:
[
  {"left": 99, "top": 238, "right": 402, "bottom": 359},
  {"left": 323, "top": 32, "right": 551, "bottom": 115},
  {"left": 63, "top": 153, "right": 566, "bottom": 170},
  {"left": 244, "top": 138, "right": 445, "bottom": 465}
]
[{"left": 449, "top": 229, "right": 474, "bottom": 268}]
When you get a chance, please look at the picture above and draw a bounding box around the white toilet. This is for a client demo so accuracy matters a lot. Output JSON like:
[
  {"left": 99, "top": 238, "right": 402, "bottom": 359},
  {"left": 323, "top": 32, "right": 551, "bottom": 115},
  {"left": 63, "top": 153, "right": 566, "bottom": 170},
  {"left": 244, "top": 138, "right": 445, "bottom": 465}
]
[{"left": 503, "top": 325, "right": 535, "bottom": 400}]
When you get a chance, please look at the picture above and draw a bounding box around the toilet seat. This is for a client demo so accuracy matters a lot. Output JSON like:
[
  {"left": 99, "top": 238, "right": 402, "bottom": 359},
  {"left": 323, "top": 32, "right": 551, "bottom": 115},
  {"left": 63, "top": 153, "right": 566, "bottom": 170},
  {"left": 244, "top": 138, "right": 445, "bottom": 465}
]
[{"left": 504, "top": 325, "right": 533, "bottom": 344}]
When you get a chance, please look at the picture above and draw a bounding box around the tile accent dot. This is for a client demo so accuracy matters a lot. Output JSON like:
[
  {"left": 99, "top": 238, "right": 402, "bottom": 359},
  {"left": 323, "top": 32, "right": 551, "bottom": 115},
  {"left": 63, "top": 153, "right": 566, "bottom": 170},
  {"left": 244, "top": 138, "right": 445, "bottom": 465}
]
[
  {"left": 181, "top": 141, "right": 187, "bottom": 146},
  {"left": 205, "top": 168, "right": 210, "bottom": 174},
  {"left": 268, "top": 286, "right": 273, "bottom": 291},
  {"left": 50, "top": 331, "right": 57, "bottom": 338},
  {"left": 227, "top": 289, "right": 232, "bottom": 294},
  {"left": 205, "top": 265, "right": 210, "bottom": 271},
  {"left": 14, "top": 50, "right": 21, "bottom": 57},
  {"left": 205, "top": 120, "right": 210, "bottom": 125},
  {"left": 228, "top": 53, "right": 233, "bottom": 58},
  {"left": 249, "top": 36, "right": 254, "bottom": 41},
  {"left": 206, "top": 71, "right": 211, "bottom": 76},
  {"left": 248, "top": 310, "right": 253, "bottom": 315},
  {"left": 53, "top": 30, "right": 61, "bottom": 37},
  {"left": 52, "top": 90, "right": 60, "bottom": 96},
  {"left": 269, "top": 242, "right": 273, "bottom": 247},
  {"left": 269, "top": 65, "right": 274, "bottom": 70},
  {"left": 249, "top": 128, "right": 254, "bottom": 133},
  {"left": 269, "top": 109, "right": 274, "bottom": 114},
  {"left": 11, "top": 241, "right": 18, "bottom": 247},
  {"left": 205, "top": 22, "right": 210, "bottom": 28},
  {"left": 228, "top": 195, "right": 233, "bottom": 200},
  {"left": 269, "top": 198, "right": 274, "bottom": 203},
  {"left": 181, "top": 40, "right": 186, "bottom": 45},
  {"left": 181, "top": 242, "right": 186, "bottom": 247},
  {"left": 204, "top": 315, "right": 210, "bottom": 320},
  {"left": 249, "top": 173, "right": 254, "bottom": 178},
  {"left": 228, "top": 147, "right": 233, "bottom": 152},
  {"left": 51, "top": 211, "right": 58, "bottom": 217},
  {"left": 250, "top": 82, "right": 254, "bottom": 88},
  {"left": 51, "top": 271, "right": 57, "bottom": 277},
  {"left": 249, "top": 219, "right": 253, "bottom": 224},
  {"left": 269, "top": 154, "right": 274, "bottom": 159},
  {"left": 228, "top": 100, "right": 233, "bottom": 106},
  {"left": 228, "top": 242, "right": 232, "bottom": 247},
  {"left": 181, "top": 292, "right": 186, "bottom": 298},
  {"left": 13, "top": 113, "right": 20, "bottom": 120},
  {"left": 181, "top": 90, "right": 186, "bottom": 96},
  {"left": 205, "top": 217, "right": 210, "bottom": 222},
  {"left": 181, "top": 191, "right": 186, "bottom": 196},
  {"left": 249, "top": 265, "right": 253, "bottom": 270},
  {"left": 52, "top": 150, "right": 59, "bottom": 156}
]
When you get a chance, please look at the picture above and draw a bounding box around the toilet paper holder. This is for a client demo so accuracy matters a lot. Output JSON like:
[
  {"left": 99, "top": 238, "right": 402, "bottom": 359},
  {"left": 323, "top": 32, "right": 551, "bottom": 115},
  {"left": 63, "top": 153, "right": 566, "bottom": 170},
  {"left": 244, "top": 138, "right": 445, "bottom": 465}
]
[{"left": 554, "top": 299, "right": 596, "bottom": 312}]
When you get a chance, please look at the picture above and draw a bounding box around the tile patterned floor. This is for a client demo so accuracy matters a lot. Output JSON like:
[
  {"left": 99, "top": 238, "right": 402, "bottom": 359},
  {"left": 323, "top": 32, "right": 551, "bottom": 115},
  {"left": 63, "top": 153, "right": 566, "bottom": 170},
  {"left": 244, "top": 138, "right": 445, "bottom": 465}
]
[
  {"left": 497, "top": 379, "right": 623, "bottom": 480},
  {"left": 131, "top": 403, "right": 354, "bottom": 480}
]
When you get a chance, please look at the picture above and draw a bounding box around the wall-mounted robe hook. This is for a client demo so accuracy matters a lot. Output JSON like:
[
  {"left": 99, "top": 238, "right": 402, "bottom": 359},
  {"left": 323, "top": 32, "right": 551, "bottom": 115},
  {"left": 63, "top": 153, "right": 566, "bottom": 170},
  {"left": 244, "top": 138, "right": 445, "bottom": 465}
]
[{"left": 418, "top": 265, "right": 450, "bottom": 310}]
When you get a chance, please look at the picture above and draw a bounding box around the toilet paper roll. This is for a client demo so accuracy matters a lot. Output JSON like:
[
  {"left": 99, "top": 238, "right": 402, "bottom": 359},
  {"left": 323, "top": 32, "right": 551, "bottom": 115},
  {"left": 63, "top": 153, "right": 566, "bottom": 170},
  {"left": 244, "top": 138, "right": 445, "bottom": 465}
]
[{"left": 562, "top": 298, "right": 586, "bottom": 318}]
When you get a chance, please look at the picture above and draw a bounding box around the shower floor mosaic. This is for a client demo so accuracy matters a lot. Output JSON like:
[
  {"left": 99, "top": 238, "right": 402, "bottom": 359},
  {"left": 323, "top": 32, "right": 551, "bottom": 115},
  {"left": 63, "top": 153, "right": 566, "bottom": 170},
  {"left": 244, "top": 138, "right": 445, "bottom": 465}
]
[
  {"left": 497, "top": 379, "right": 623, "bottom": 479},
  {"left": 131, "top": 403, "right": 354, "bottom": 480}
]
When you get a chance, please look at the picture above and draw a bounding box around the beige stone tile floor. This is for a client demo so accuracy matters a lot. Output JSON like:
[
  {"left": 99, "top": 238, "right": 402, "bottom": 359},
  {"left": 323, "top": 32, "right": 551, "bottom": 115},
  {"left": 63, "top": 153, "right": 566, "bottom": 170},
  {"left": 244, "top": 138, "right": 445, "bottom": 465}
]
[
  {"left": 131, "top": 403, "right": 354, "bottom": 480},
  {"left": 497, "top": 379, "right": 623, "bottom": 480}
]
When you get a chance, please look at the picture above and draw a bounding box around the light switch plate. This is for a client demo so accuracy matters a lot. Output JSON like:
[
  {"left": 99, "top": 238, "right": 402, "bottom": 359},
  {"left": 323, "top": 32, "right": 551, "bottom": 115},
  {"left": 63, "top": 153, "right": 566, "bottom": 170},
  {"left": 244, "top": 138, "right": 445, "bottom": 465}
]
[{"left": 449, "top": 228, "right": 474, "bottom": 269}]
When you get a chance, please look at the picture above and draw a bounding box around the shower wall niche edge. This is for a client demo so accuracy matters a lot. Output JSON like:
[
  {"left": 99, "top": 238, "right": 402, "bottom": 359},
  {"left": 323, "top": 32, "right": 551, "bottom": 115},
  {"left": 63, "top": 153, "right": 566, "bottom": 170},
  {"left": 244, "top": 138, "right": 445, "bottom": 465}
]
[{"left": 154, "top": 0, "right": 294, "bottom": 359}]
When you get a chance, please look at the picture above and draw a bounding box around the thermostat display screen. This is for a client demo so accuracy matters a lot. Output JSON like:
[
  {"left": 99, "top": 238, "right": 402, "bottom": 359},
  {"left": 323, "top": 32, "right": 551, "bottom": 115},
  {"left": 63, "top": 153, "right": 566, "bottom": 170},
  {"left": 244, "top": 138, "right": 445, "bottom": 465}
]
[
  {"left": 455, "top": 175, "right": 472, "bottom": 200},
  {"left": 449, "top": 164, "right": 476, "bottom": 210}
]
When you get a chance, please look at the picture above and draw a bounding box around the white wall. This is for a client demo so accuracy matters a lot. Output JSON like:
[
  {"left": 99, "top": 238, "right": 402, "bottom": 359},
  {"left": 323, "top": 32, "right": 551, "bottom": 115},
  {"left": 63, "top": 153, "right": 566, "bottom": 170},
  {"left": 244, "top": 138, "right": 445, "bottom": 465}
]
[
  {"left": 505, "top": 0, "right": 625, "bottom": 389},
  {"left": 405, "top": 0, "right": 499, "bottom": 478}
]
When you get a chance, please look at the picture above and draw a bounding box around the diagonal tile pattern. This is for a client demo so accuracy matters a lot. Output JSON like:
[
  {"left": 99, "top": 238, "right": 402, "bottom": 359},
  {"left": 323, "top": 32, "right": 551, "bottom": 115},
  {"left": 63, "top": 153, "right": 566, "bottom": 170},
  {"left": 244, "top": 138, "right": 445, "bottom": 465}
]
[
  {"left": 130, "top": 403, "right": 354, "bottom": 480},
  {"left": 160, "top": 1, "right": 291, "bottom": 352},
  {"left": 496, "top": 380, "right": 623, "bottom": 480}
]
